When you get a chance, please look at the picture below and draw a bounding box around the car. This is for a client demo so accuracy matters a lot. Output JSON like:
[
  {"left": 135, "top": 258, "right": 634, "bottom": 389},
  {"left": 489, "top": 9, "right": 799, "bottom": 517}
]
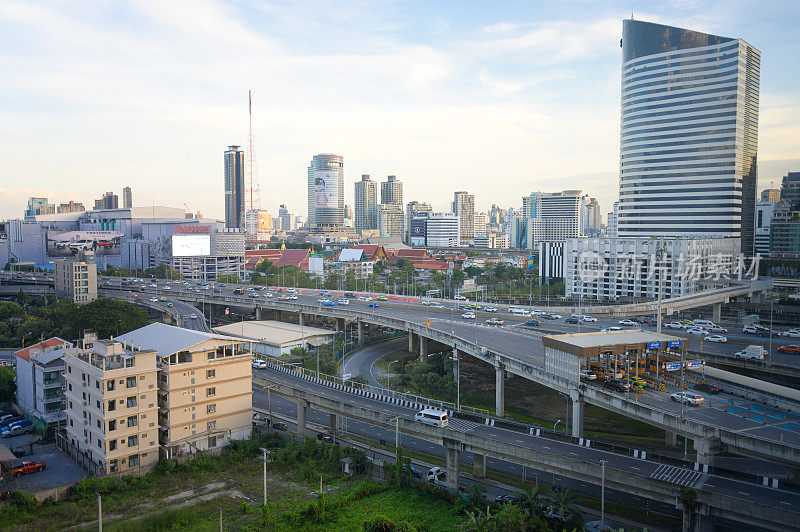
[
  {"left": 454, "top": 295, "right": 467, "bottom": 301},
  {"left": 461, "top": 312, "right": 476, "bottom": 319},
  {"left": 486, "top": 318, "right": 504, "bottom": 326},
  {"left": 288, "top": 295, "right": 298, "bottom": 300},
  {"left": 484, "top": 307, "right": 498, "bottom": 313},
  {"left": 779, "top": 331, "right": 800, "bottom": 338},
  {"left": 743, "top": 325, "right": 770, "bottom": 337},
  {"left": 149, "top": 297, "right": 159, "bottom": 302},
  {"left": 601, "top": 326, "right": 623, "bottom": 332},
  {"left": 166, "top": 302, "right": 174, "bottom": 307},
  {"left": 376, "top": 296, "right": 388, "bottom": 301},
  {"left": 323, "top": 301, "right": 335, "bottom": 306},
  {"left": 344, "top": 293, "right": 355, "bottom": 298},
  {"left": 421, "top": 300, "right": 431, "bottom": 306},
  {"left": 580, "top": 370, "right": 597, "bottom": 381},
  {"left": 694, "top": 382, "right": 720, "bottom": 394},
  {"left": 337, "top": 299, "right": 350, "bottom": 305},
  {"left": 12, "top": 461, "right": 46, "bottom": 477},
  {"left": 548, "top": 314, "right": 563, "bottom": 320},
  {"left": 704, "top": 335, "right": 728, "bottom": 343},
  {"left": 706, "top": 325, "right": 728, "bottom": 334},
  {"left": 357, "top": 296, "right": 371, "bottom": 301},
  {"left": 685, "top": 328, "right": 707, "bottom": 336},
  {"left": 671, "top": 391, "right": 705, "bottom": 406},
  {"left": 521, "top": 319, "right": 540, "bottom": 327},
  {"left": 582, "top": 316, "right": 598, "bottom": 323},
  {"left": 618, "top": 319, "right": 639, "bottom": 327},
  {"left": 316, "top": 433, "right": 334, "bottom": 443},
  {"left": 638, "top": 317, "right": 656, "bottom": 325},
  {"left": 494, "top": 494, "right": 521, "bottom": 504},
  {"left": 368, "top": 302, "right": 379, "bottom": 308},
  {"left": 629, "top": 376, "right": 648, "bottom": 389},
  {"left": 190, "top": 314, "right": 197, "bottom": 319},
  {"left": 778, "top": 345, "right": 800, "bottom": 355},
  {"left": 2, "top": 421, "right": 33, "bottom": 437},
  {"left": 251, "top": 359, "right": 267, "bottom": 369},
  {"left": 565, "top": 317, "right": 582, "bottom": 324},
  {"left": 218, "top": 283, "right": 226, "bottom": 287},
  {"left": 430, "top": 303, "right": 444, "bottom": 308},
  {"left": 248, "top": 293, "right": 259, "bottom": 298},
  {"left": 272, "top": 422, "right": 288, "bottom": 431},
  {"left": 602, "top": 379, "right": 630, "bottom": 392},
  {"left": 0, "top": 416, "right": 23, "bottom": 429},
  {"left": 318, "top": 298, "right": 330, "bottom": 303},
  {"left": 665, "top": 322, "right": 685, "bottom": 330},
  {"left": 159, "top": 297, "right": 167, "bottom": 301}
]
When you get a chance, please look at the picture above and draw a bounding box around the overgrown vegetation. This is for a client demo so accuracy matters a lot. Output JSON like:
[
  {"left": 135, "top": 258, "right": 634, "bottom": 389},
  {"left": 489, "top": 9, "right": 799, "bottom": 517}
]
[{"left": 104, "top": 263, "right": 182, "bottom": 280}]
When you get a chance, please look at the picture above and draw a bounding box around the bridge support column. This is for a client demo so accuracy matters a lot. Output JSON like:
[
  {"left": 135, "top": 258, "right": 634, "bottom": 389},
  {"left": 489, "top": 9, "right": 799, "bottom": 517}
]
[
  {"left": 336, "top": 318, "right": 345, "bottom": 334},
  {"left": 712, "top": 303, "right": 721, "bottom": 324},
  {"left": 296, "top": 400, "right": 308, "bottom": 436},
  {"left": 694, "top": 437, "right": 722, "bottom": 466},
  {"left": 408, "top": 331, "right": 415, "bottom": 351},
  {"left": 329, "top": 413, "right": 337, "bottom": 441},
  {"left": 256, "top": 307, "right": 262, "bottom": 320},
  {"left": 665, "top": 431, "right": 678, "bottom": 446},
  {"left": 473, "top": 453, "right": 486, "bottom": 478},
  {"left": 275, "top": 309, "right": 282, "bottom": 322},
  {"left": 357, "top": 321, "right": 364, "bottom": 347},
  {"left": 444, "top": 441, "right": 462, "bottom": 491},
  {"left": 570, "top": 390, "right": 584, "bottom": 438},
  {"left": 299, "top": 312, "right": 304, "bottom": 327},
  {"left": 495, "top": 364, "right": 505, "bottom": 418},
  {"left": 419, "top": 336, "right": 428, "bottom": 359}
]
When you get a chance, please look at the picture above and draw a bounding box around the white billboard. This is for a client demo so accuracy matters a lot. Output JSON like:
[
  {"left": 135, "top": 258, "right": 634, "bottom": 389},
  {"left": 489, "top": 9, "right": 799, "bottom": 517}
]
[
  {"left": 314, "top": 170, "right": 339, "bottom": 208},
  {"left": 172, "top": 234, "right": 211, "bottom": 257}
]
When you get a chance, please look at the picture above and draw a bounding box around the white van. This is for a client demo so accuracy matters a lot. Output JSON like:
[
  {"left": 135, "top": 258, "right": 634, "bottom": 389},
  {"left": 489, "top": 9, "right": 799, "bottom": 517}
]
[
  {"left": 693, "top": 319, "right": 715, "bottom": 328},
  {"left": 734, "top": 345, "right": 766, "bottom": 360},
  {"left": 414, "top": 408, "right": 449, "bottom": 427},
  {"left": 509, "top": 307, "right": 528, "bottom": 316},
  {"left": 427, "top": 466, "right": 447, "bottom": 484}
]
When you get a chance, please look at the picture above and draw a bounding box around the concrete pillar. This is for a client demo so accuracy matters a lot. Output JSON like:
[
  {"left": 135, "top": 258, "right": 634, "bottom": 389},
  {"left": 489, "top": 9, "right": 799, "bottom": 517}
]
[
  {"left": 473, "top": 453, "right": 486, "bottom": 478},
  {"left": 445, "top": 446, "right": 461, "bottom": 491},
  {"left": 299, "top": 312, "right": 304, "bottom": 327},
  {"left": 665, "top": 431, "right": 678, "bottom": 446},
  {"left": 358, "top": 321, "right": 364, "bottom": 347},
  {"left": 408, "top": 331, "right": 414, "bottom": 351},
  {"left": 694, "top": 437, "right": 722, "bottom": 465},
  {"left": 296, "top": 401, "right": 307, "bottom": 436},
  {"left": 336, "top": 317, "right": 345, "bottom": 333},
  {"left": 495, "top": 364, "right": 505, "bottom": 417},
  {"left": 419, "top": 336, "right": 428, "bottom": 359},
  {"left": 712, "top": 303, "right": 721, "bottom": 324},
  {"left": 570, "top": 390, "right": 584, "bottom": 438},
  {"left": 256, "top": 307, "right": 262, "bottom": 320},
  {"left": 275, "top": 309, "right": 282, "bottom": 322},
  {"left": 329, "top": 413, "right": 337, "bottom": 437},
  {"left": 682, "top": 508, "right": 692, "bottom": 532}
]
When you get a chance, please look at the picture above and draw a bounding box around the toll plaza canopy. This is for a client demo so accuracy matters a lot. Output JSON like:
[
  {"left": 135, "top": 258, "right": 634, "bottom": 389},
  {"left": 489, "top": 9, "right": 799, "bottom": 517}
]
[{"left": 542, "top": 330, "right": 682, "bottom": 359}]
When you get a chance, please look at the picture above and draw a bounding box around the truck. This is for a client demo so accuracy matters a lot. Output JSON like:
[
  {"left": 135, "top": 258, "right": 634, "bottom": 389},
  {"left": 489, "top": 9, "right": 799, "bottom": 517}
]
[{"left": 733, "top": 345, "right": 765, "bottom": 360}]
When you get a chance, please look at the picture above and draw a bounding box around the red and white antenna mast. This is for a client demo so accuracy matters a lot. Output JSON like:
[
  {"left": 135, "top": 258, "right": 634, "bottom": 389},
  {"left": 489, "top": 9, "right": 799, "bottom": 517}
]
[{"left": 245, "top": 90, "right": 262, "bottom": 244}]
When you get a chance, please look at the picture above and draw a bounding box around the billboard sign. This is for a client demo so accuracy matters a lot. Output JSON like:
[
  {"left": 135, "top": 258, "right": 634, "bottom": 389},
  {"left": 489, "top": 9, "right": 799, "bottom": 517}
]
[
  {"left": 257, "top": 211, "right": 271, "bottom": 232},
  {"left": 686, "top": 360, "right": 704, "bottom": 369},
  {"left": 46, "top": 230, "right": 122, "bottom": 258},
  {"left": 174, "top": 225, "right": 210, "bottom": 234},
  {"left": 314, "top": 170, "right": 339, "bottom": 208},
  {"left": 647, "top": 341, "right": 661, "bottom": 350},
  {"left": 668, "top": 340, "right": 683, "bottom": 348},
  {"left": 665, "top": 361, "right": 682, "bottom": 372},
  {"left": 172, "top": 234, "right": 211, "bottom": 257}
]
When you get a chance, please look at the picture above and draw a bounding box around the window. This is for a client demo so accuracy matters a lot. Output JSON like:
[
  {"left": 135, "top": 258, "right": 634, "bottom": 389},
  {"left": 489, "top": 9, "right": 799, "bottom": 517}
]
[
  {"left": 206, "top": 404, "right": 216, "bottom": 414},
  {"left": 109, "top": 420, "right": 116, "bottom": 431},
  {"left": 96, "top": 400, "right": 101, "bottom": 409},
  {"left": 129, "top": 454, "right": 139, "bottom": 467},
  {"left": 206, "top": 369, "right": 215, "bottom": 378},
  {"left": 127, "top": 416, "right": 137, "bottom": 428},
  {"left": 125, "top": 358, "right": 135, "bottom": 368},
  {"left": 98, "top": 439, "right": 102, "bottom": 449},
  {"left": 208, "top": 435, "right": 217, "bottom": 448},
  {"left": 126, "top": 377, "right": 136, "bottom": 388},
  {"left": 206, "top": 387, "right": 216, "bottom": 397},
  {"left": 97, "top": 420, "right": 101, "bottom": 429},
  {"left": 208, "top": 420, "right": 216, "bottom": 430},
  {"left": 126, "top": 396, "right": 137, "bottom": 408},
  {"left": 96, "top": 380, "right": 100, "bottom": 389},
  {"left": 108, "top": 401, "right": 116, "bottom": 412},
  {"left": 68, "top": 383, "right": 72, "bottom": 391},
  {"left": 128, "top": 435, "right": 138, "bottom": 447},
  {"left": 107, "top": 380, "right": 115, "bottom": 392}
]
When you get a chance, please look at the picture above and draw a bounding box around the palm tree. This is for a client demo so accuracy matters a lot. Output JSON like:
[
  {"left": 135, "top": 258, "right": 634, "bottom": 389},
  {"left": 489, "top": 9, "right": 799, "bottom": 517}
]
[
  {"left": 462, "top": 506, "right": 494, "bottom": 531},
  {"left": 548, "top": 488, "right": 584, "bottom": 530},
  {"left": 514, "top": 485, "right": 543, "bottom": 516}
]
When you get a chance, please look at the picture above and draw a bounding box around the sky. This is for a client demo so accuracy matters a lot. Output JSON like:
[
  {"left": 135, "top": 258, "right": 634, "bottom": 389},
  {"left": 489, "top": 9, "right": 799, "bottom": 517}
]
[{"left": 1, "top": 0, "right": 799, "bottom": 222}]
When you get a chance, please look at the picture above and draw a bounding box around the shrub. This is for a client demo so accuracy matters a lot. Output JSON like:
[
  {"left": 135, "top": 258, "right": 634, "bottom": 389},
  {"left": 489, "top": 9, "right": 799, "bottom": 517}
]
[
  {"left": 364, "top": 514, "right": 395, "bottom": 531},
  {"left": 10, "top": 490, "right": 38, "bottom": 511}
]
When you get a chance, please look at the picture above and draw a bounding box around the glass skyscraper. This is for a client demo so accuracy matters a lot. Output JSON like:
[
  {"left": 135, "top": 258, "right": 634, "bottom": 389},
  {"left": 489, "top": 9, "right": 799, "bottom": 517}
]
[
  {"left": 307, "top": 153, "right": 344, "bottom": 228},
  {"left": 618, "top": 19, "right": 760, "bottom": 255},
  {"left": 224, "top": 145, "right": 245, "bottom": 230}
]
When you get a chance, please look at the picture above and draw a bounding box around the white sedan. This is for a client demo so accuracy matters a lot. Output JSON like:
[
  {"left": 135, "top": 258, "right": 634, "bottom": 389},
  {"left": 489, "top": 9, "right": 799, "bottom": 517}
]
[
  {"left": 582, "top": 316, "right": 598, "bottom": 323},
  {"left": 704, "top": 335, "right": 728, "bottom": 343},
  {"left": 461, "top": 312, "right": 476, "bottom": 319},
  {"left": 618, "top": 319, "right": 639, "bottom": 327},
  {"left": 665, "top": 322, "right": 684, "bottom": 330},
  {"left": 337, "top": 299, "right": 350, "bottom": 305},
  {"left": 686, "top": 328, "right": 707, "bottom": 336},
  {"left": 779, "top": 330, "right": 800, "bottom": 338},
  {"left": 671, "top": 392, "right": 704, "bottom": 406},
  {"left": 601, "top": 326, "right": 623, "bottom": 332},
  {"left": 484, "top": 307, "right": 498, "bottom": 313}
]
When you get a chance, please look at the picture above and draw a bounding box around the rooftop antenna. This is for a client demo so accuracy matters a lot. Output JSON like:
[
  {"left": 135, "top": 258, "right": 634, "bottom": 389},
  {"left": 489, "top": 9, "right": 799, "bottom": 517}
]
[{"left": 246, "top": 90, "right": 262, "bottom": 246}]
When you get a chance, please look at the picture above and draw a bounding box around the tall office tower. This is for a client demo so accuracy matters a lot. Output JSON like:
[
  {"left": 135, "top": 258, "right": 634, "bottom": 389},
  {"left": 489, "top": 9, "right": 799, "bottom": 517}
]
[
  {"left": 581, "top": 196, "right": 602, "bottom": 236},
  {"left": 25, "top": 197, "right": 50, "bottom": 217},
  {"left": 307, "top": 154, "right": 344, "bottom": 228},
  {"left": 378, "top": 203, "right": 405, "bottom": 238},
  {"left": 452, "top": 191, "right": 475, "bottom": 241},
  {"left": 607, "top": 201, "right": 620, "bottom": 237},
  {"left": 380, "top": 175, "right": 403, "bottom": 205},
  {"left": 122, "top": 186, "right": 133, "bottom": 208},
  {"left": 94, "top": 192, "right": 119, "bottom": 210},
  {"left": 406, "top": 201, "right": 433, "bottom": 242},
  {"left": 224, "top": 145, "right": 245, "bottom": 230},
  {"left": 474, "top": 212, "right": 488, "bottom": 236},
  {"left": 618, "top": 19, "right": 760, "bottom": 255},
  {"left": 527, "top": 190, "right": 584, "bottom": 246},
  {"left": 522, "top": 192, "right": 542, "bottom": 220},
  {"left": 57, "top": 200, "right": 85, "bottom": 214},
  {"left": 354, "top": 174, "right": 378, "bottom": 231}
]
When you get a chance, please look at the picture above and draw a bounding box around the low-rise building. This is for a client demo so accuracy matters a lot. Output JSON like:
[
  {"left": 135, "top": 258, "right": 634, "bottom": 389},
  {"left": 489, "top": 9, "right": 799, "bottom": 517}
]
[
  {"left": 54, "top": 260, "right": 97, "bottom": 303},
  {"left": 15, "top": 338, "right": 73, "bottom": 428},
  {"left": 117, "top": 323, "right": 252, "bottom": 460},
  {"left": 331, "top": 249, "right": 374, "bottom": 279},
  {"left": 63, "top": 333, "right": 160, "bottom": 475},
  {"left": 212, "top": 320, "right": 335, "bottom": 357}
]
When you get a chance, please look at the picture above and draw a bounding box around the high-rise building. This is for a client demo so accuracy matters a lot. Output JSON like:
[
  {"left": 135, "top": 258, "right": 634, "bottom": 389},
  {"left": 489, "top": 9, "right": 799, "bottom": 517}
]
[
  {"left": 780, "top": 172, "right": 800, "bottom": 207},
  {"left": 426, "top": 212, "right": 460, "bottom": 248},
  {"left": 57, "top": 200, "right": 85, "bottom": 214},
  {"left": 525, "top": 190, "right": 585, "bottom": 247},
  {"left": 380, "top": 175, "right": 403, "bottom": 205},
  {"left": 307, "top": 154, "right": 344, "bottom": 228},
  {"left": 94, "top": 192, "right": 119, "bottom": 211},
  {"left": 582, "top": 197, "right": 601, "bottom": 236},
  {"left": 474, "top": 212, "right": 488, "bottom": 236},
  {"left": 755, "top": 200, "right": 776, "bottom": 257},
  {"left": 224, "top": 145, "right": 245, "bottom": 230},
  {"left": 769, "top": 172, "right": 800, "bottom": 258},
  {"left": 354, "top": 174, "right": 378, "bottom": 231},
  {"left": 452, "top": 191, "right": 475, "bottom": 241},
  {"left": 618, "top": 19, "right": 760, "bottom": 255},
  {"left": 377, "top": 203, "right": 404, "bottom": 238},
  {"left": 522, "top": 192, "right": 542, "bottom": 220},
  {"left": 123, "top": 186, "right": 133, "bottom": 209},
  {"left": 761, "top": 189, "right": 780, "bottom": 202},
  {"left": 25, "top": 197, "right": 52, "bottom": 217},
  {"left": 406, "top": 201, "right": 433, "bottom": 243},
  {"left": 606, "top": 202, "right": 620, "bottom": 237},
  {"left": 54, "top": 261, "right": 97, "bottom": 303}
]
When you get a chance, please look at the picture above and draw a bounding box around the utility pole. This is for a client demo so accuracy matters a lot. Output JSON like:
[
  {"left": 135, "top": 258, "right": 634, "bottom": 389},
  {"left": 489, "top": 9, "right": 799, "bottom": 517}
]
[
  {"left": 600, "top": 459, "right": 606, "bottom": 530},
  {"left": 97, "top": 492, "right": 102, "bottom": 532}
]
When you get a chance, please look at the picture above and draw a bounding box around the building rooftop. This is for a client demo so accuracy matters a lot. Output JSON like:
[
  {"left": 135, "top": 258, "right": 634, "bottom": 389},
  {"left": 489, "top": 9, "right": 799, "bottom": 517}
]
[
  {"left": 117, "top": 322, "right": 243, "bottom": 359},
  {"left": 542, "top": 329, "right": 680, "bottom": 358},
  {"left": 212, "top": 320, "right": 334, "bottom": 346},
  {"left": 14, "top": 337, "right": 71, "bottom": 362}
]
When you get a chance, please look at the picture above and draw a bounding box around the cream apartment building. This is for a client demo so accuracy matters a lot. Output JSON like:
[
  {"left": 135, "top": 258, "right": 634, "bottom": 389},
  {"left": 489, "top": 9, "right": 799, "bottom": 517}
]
[
  {"left": 118, "top": 323, "right": 252, "bottom": 459},
  {"left": 63, "top": 333, "right": 159, "bottom": 475}
]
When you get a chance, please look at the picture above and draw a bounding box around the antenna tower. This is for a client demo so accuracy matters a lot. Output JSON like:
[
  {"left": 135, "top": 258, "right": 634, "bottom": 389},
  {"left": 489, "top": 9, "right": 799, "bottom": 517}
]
[{"left": 246, "top": 90, "right": 262, "bottom": 245}]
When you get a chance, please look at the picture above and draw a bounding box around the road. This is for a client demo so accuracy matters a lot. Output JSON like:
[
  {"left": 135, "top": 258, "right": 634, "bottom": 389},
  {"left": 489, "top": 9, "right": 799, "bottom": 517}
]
[
  {"left": 97, "top": 277, "right": 800, "bottom": 450},
  {"left": 342, "top": 337, "right": 407, "bottom": 387}
]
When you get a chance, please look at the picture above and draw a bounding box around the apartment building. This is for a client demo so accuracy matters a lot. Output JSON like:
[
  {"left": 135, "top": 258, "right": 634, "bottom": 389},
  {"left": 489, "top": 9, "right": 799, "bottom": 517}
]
[
  {"left": 118, "top": 323, "right": 252, "bottom": 459},
  {"left": 54, "top": 260, "right": 97, "bottom": 303},
  {"left": 63, "top": 333, "right": 159, "bottom": 475},
  {"left": 15, "top": 337, "right": 72, "bottom": 429}
]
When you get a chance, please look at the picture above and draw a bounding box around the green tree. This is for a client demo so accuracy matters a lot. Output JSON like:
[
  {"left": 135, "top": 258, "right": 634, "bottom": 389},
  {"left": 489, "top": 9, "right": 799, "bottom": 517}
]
[
  {"left": 515, "top": 485, "right": 544, "bottom": 517},
  {"left": 217, "top": 274, "right": 242, "bottom": 284},
  {"left": 463, "top": 506, "right": 494, "bottom": 532},
  {"left": 450, "top": 268, "right": 465, "bottom": 288},
  {"left": 547, "top": 488, "right": 583, "bottom": 530},
  {"left": 0, "top": 366, "right": 16, "bottom": 403},
  {"left": 72, "top": 298, "right": 149, "bottom": 338},
  {"left": 0, "top": 302, "right": 23, "bottom": 321}
]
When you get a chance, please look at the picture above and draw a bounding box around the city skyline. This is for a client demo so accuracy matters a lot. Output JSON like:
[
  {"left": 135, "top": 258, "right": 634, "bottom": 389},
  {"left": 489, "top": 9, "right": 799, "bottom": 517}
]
[{"left": 1, "top": 2, "right": 799, "bottom": 221}]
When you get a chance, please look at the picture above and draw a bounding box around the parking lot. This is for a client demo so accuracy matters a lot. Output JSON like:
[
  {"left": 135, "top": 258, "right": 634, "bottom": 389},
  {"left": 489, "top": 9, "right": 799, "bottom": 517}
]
[{"left": 3, "top": 447, "right": 87, "bottom": 494}]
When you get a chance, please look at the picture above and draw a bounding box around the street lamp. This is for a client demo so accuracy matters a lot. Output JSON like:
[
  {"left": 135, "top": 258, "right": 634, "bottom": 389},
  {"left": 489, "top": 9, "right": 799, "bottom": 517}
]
[{"left": 553, "top": 419, "right": 561, "bottom": 432}]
